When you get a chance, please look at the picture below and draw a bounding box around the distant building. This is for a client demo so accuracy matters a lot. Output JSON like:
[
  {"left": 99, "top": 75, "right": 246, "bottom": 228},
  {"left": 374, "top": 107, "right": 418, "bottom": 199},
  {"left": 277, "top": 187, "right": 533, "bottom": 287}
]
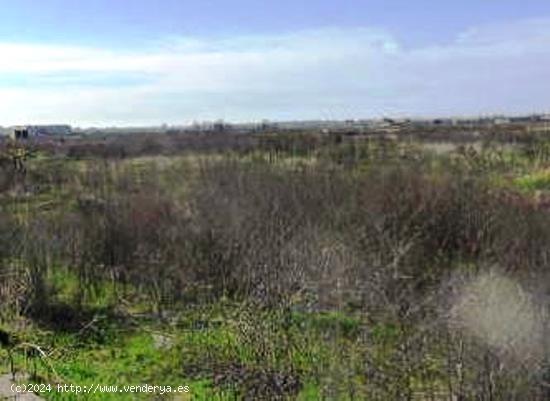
[
  {"left": 11, "top": 126, "right": 29, "bottom": 140},
  {"left": 493, "top": 117, "right": 511, "bottom": 125},
  {"left": 9, "top": 125, "right": 72, "bottom": 140}
]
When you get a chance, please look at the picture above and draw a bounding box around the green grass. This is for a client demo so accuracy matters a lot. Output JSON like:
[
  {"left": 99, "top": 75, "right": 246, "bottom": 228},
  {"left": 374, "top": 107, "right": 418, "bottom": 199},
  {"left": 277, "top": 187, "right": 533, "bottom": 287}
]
[
  {"left": 514, "top": 169, "right": 550, "bottom": 192},
  {"left": 0, "top": 303, "right": 415, "bottom": 400}
]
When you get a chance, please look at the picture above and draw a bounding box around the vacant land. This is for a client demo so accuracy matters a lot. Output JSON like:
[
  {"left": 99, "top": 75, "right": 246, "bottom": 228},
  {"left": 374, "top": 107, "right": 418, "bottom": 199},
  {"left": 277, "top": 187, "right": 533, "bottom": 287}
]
[{"left": 1, "top": 126, "right": 550, "bottom": 400}]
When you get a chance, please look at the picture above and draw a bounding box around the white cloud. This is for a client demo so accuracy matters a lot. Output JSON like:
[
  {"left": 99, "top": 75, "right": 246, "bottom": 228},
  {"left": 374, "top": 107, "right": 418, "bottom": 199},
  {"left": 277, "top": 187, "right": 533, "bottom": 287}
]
[{"left": 0, "top": 20, "right": 549, "bottom": 126}]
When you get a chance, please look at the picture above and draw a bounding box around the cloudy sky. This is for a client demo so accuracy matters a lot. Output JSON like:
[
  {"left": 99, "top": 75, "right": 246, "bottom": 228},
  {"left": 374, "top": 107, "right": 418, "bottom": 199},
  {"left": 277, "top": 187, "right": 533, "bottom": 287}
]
[{"left": 0, "top": 0, "right": 549, "bottom": 126}]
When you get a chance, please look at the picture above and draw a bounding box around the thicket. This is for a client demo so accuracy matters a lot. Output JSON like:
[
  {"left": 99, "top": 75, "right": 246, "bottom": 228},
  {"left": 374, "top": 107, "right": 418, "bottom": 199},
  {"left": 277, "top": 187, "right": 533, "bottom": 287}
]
[{"left": 1, "top": 135, "right": 550, "bottom": 399}]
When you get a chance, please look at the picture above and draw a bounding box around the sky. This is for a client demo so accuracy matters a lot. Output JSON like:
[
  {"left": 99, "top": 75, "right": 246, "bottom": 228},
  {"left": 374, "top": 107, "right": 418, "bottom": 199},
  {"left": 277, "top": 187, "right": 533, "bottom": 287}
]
[{"left": 0, "top": 0, "right": 549, "bottom": 126}]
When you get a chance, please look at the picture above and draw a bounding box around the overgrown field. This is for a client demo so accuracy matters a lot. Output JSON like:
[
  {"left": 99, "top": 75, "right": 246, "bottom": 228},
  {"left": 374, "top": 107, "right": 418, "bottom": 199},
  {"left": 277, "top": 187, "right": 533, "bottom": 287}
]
[{"left": 1, "top": 130, "right": 550, "bottom": 400}]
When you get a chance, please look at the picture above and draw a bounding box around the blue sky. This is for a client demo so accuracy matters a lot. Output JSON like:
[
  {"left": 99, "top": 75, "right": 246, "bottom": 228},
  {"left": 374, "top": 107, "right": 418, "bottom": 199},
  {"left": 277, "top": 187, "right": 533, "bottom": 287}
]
[{"left": 0, "top": 0, "right": 549, "bottom": 126}]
